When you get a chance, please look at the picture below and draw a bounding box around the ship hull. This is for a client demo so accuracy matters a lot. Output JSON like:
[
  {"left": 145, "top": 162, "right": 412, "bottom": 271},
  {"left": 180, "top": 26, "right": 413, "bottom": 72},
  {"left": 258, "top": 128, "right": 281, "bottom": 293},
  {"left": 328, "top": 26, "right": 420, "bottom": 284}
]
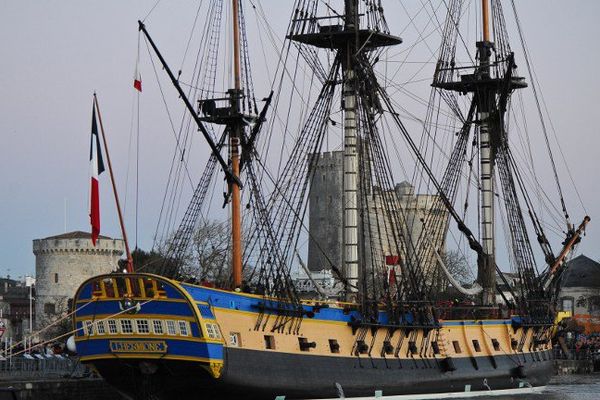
[
  {"left": 92, "top": 347, "right": 553, "bottom": 399},
  {"left": 73, "top": 274, "right": 555, "bottom": 400}
]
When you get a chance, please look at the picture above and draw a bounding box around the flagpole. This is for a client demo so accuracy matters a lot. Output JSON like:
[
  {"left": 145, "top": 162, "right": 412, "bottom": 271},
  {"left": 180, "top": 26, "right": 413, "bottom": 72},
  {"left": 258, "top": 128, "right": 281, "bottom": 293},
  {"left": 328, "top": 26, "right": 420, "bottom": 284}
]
[{"left": 93, "top": 93, "right": 134, "bottom": 273}]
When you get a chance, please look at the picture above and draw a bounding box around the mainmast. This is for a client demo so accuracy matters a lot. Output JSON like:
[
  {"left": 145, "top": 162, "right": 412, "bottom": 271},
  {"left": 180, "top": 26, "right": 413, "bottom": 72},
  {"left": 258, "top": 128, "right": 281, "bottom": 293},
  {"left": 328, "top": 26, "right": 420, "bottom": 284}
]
[
  {"left": 342, "top": 0, "right": 360, "bottom": 301},
  {"left": 289, "top": 0, "right": 401, "bottom": 302},
  {"left": 477, "top": 0, "right": 496, "bottom": 305},
  {"left": 230, "top": 0, "right": 243, "bottom": 289}
]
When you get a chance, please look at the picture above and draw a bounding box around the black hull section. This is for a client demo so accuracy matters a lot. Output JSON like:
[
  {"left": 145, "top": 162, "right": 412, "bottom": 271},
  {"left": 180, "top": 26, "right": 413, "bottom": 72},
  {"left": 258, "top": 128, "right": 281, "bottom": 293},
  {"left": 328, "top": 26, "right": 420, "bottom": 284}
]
[{"left": 93, "top": 348, "right": 553, "bottom": 399}]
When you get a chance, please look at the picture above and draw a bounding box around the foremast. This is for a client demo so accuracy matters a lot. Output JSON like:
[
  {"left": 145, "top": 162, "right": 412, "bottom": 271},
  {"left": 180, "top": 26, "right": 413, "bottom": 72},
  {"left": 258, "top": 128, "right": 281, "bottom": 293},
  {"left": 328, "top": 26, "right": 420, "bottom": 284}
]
[
  {"left": 230, "top": 0, "right": 243, "bottom": 289},
  {"left": 138, "top": 1, "right": 253, "bottom": 289}
]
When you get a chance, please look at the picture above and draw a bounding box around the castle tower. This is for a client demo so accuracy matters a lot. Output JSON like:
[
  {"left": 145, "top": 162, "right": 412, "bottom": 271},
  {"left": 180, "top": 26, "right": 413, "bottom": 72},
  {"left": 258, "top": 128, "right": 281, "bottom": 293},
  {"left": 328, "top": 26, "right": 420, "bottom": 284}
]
[
  {"left": 32, "top": 231, "right": 124, "bottom": 334},
  {"left": 308, "top": 155, "right": 448, "bottom": 282},
  {"left": 307, "top": 151, "right": 344, "bottom": 272}
]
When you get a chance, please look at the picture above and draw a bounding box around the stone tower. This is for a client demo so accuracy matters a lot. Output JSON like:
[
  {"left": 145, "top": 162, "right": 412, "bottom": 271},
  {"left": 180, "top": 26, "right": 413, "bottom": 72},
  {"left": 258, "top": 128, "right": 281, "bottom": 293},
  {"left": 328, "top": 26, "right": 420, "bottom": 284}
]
[
  {"left": 307, "top": 151, "right": 344, "bottom": 272},
  {"left": 307, "top": 151, "right": 447, "bottom": 280},
  {"left": 32, "top": 231, "right": 124, "bottom": 333}
]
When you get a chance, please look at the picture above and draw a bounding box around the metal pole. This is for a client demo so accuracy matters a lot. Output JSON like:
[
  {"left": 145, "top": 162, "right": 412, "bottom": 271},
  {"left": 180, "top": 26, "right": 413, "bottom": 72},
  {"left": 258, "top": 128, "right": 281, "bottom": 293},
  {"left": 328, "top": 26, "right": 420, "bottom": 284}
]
[
  {"left": 93, "top": 94, "right": 134, "bottom": 273},
  {"left": 28, "top": 282, "right": 31, "bottom": 332}
]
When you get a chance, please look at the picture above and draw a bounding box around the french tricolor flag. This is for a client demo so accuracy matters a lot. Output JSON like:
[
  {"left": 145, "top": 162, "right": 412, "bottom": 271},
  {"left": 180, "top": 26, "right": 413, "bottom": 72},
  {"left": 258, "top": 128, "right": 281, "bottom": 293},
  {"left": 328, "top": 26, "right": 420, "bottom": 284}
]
[{"left": 90, "top": 105, "right": 105, "bottom": 246}]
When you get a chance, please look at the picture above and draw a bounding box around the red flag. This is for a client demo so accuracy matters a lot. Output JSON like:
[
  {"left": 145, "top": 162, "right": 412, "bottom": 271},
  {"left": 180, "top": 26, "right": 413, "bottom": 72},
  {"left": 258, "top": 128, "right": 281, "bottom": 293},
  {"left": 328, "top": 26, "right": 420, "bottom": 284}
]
[
  {"left": 90, "top": 104, "right": 105, "bottom": 246},
  {"left": 133, "top": 76, "right": 142, "bottom": 92},
  {"left": 385, "top": 255, "right": 400, "bottom": 265},
  {"left": 389, "top": 268, "right": 397, "bottom": 286}
]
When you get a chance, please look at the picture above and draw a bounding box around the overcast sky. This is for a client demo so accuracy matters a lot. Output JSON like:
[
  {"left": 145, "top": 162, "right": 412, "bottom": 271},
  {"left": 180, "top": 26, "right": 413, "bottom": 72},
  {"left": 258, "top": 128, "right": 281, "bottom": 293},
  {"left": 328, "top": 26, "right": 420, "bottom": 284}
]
[{"left": 1, "top": 1, "right": 598, "bottom": 279}]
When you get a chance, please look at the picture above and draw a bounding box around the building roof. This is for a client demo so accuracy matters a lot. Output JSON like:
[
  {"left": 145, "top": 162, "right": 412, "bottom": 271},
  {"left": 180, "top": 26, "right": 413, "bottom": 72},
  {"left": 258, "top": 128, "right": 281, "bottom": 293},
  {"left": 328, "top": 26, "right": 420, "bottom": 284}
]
[
  {"left": 41, "top": 231, "right": 113, "bottom": 240},
  {"left": 561, "top": 255, "right": 600, "bottom": 288}
]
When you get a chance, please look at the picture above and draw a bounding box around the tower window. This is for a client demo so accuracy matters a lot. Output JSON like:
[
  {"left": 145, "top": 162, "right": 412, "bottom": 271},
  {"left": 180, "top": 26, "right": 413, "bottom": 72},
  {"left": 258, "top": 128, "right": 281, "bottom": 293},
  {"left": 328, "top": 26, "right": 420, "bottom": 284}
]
[
  {"left": 54, "top": 273, "right": 59, "bottom": 283},
  {"left": 44, "top": 303, "right": 56, "bottom": 315}
]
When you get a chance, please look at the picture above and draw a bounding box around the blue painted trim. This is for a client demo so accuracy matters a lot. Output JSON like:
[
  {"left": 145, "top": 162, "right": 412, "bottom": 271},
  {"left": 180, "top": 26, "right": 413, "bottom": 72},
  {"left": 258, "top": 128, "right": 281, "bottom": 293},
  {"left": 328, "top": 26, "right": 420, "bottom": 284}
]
[{"left": 77, "top": 338, "right": 223, "bottom": 360}]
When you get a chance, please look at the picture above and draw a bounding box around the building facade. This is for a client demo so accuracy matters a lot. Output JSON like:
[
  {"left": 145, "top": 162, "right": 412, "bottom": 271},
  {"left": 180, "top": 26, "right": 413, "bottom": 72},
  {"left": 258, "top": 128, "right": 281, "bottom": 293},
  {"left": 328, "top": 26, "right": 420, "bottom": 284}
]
[
  {"left": 558, "top": 255, "right": 600, "bottom": 334},
  {"left": 32, "top": 231, "right": 124, "bottom": 336}
]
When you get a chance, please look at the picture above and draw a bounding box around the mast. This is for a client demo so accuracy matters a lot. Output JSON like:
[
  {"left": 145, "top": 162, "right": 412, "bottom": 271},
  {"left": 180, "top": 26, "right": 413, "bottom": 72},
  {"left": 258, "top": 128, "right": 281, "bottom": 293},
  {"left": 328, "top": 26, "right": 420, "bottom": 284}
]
[
  {"left": 342, "top": 0, "right": 360, "bottom": 301},
  {"left": 477, "top": 0, "right": 496, "bottom": 304},
  {"left": 230, "top": 0, "right": 243, "bottom": 289},
  {"left": 288, "top": 0, "right": 401, "bottom": 302}
]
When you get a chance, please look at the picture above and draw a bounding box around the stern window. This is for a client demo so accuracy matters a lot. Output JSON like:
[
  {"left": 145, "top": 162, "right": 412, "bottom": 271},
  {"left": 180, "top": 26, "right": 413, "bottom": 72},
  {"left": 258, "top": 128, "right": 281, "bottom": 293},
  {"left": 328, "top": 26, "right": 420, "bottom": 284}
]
[
  {"left": 205, "top": 323, "right": 221, "bottom": 339},
  {"left": 136, "top": 319, "right": 150, "bottom": 334},
  {"left": 152, "top": 320, "right": 164, "bottom": 335},
  {"left": 107, "top": 319, "right": 118, "bottom": 334},
  {"left": 83, "top": 320, "right": 94, "bottom": 336},
  {"left": 166, "top": 320, "right": 177, "bottom": 335},
  {"left": 178, "top": 321, "right": 189, "bottom": 336},
  {"left": 96, "top": 321, "right": 106, "bottom": 335},
  {"left": 120, "top": 319, "right": 133, "bottom": 334}
]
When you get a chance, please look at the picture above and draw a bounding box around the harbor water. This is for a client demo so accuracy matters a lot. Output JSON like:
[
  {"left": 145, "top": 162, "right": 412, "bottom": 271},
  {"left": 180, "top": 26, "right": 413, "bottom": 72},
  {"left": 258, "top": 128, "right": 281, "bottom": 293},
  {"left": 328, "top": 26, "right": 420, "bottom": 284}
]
[{"left": 457, "top": 374, "right": 600, "bottom": 400}]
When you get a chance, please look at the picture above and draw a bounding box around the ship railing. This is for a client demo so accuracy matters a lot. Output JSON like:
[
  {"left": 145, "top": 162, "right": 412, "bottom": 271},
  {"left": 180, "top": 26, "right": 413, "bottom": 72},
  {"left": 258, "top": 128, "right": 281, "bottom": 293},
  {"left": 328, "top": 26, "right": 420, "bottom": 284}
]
[
  {"left": 435, "top": 305, "right": 507, "bottom": 320},
  {"left": 0, "top": 356, "right": 92, "bottom": 379}
]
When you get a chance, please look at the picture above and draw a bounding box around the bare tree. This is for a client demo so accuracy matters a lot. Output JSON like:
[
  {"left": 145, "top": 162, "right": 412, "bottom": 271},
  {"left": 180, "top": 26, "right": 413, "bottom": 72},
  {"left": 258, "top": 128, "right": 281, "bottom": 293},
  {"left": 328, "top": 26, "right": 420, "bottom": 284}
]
[
  {"left": 185, "top": 220, "right": 231, "bottom": 286},
  {"left": 430, "top": 250, "right": 474, "bottom": 297}
]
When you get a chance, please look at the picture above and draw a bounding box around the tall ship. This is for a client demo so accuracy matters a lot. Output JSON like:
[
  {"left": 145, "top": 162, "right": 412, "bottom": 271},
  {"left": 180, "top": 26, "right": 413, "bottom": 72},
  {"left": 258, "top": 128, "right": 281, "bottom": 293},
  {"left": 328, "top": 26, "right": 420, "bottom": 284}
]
[{"left": 72, "top": 1, "right": 589, "bottom": 399}]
